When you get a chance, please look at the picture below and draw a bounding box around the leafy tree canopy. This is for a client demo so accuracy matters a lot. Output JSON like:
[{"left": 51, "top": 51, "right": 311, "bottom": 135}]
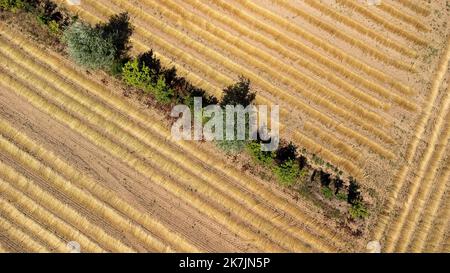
[
  {"left": 220, "top": 76, "right": 255, "bottom": 107},
  {"left": 63, "top": 12, "right": 132, "bottom": 70}
]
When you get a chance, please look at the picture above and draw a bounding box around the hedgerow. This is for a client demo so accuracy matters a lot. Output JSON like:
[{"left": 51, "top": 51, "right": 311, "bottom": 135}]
[
  {"left": 0, "top": 0, "right": 25, "bottom": 12},
  {"left": 8, "top": 1, "right": 370, "bottom": 221}
]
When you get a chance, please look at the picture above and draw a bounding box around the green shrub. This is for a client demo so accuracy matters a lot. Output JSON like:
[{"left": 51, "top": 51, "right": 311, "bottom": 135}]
[
  {"left": 63, "top": 22, "right": 117, "bottom": 70},
  {"left": 150, "top": 75, "right": 174, "bottom": 104},
  {"left": 122, "top": 59, "right": 173, "bottom": 104},
  {"left": 274, "top": 159, "right": 300, "bottom": 186},
  {"left": 36, "top": 14, "right": 47, "bottom": 25},
  {"left": 63, "top": 13, "right": 132, "bottom": 70},
  {"left": 47, "top": 19, "right": 59, "bottom": 34},
  {"left": 349, "top": 202, "right": 369, "bottom": 219},
  {"left": 122, "top": 58, "right": 152, "bottom": 89},
  {"left": 246, "top": 142, "right": 275, "bottom": 166},
  {"left": 0, "top": 0, "right": 24, "bottom": 12},
  {"left": 321, "top": 187, "right": 334, "bottom": 199},
  {"left": 215, "top": 77, "right": 257, "bottom": 153}
]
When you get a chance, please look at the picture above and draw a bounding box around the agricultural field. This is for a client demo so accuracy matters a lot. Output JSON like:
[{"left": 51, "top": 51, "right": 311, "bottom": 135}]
[{"left": 0, "top": 0, "right": 449, "bottom": 253}]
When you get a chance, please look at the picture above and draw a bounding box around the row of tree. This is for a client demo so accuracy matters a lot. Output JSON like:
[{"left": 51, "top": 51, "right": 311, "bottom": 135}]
[{"left": 52, "top": 8, "right": 369, "bottom": 219}]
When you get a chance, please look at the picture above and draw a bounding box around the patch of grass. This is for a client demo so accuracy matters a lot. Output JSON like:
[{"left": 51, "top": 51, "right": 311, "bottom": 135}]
[
  {"left": 246, "top": 141, "right": 275, "bottom": 166},
  {"left": 216, "top": 139, "right": 247, "bottom": 153},
  {"left": 0, "top": 0, "right": 24, "bottom": 12},
  {"left": 321, "top": 187, "right": 334, "bottom": 200},
  {"left": 297, "top": 184, "right": 312, "bottom": 198},
  {"left": 312, "top": 154, "right": 325, "bottom": 166},
  {"left": 336, "top": 192, "right": 347, "bottom": 201},
  {"left": 349, "top": 202, "right": 369, "bottom": 219},
  {"left": 298, "top": 168, "right": 309, "bottom": 181},
  {"left": 273, "top": 159, "right": 300, "bottom": 186}
]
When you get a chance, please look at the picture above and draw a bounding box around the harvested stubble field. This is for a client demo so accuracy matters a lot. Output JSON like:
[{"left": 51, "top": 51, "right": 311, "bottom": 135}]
[{"left": 0, "top": 0, "right": 449, "bottom": 253}]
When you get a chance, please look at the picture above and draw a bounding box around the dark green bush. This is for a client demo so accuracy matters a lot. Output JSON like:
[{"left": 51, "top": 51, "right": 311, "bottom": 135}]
[
  {"left": 98, "top": 12, "right": 132, "bottom": 59},
  {"left": 64, "top": 22, "right": 117, "bottom": 70},
  {"left": 333, "top": 178, "right": 344, "bottom": 194},
  {"left": 35, "top": 1, "right": 64, "bottom": 34},
  {"left": 275, "top": 142, "right": 297, "bottom": 163},
  {"left": 109, "top": 57, "right": 128, "bottom": 77},
  {"left": 216, "top": 139, "right": 247, "bottom": 153},
  {"left": 216, "top": 111, "right": 250, "bottom": 153},
  {"left": 63, "top": 12, "right": 132, "bottom": 70},
  {"left": 216, "top": 110, "right": 254, "bottom": 153},
  {"left": 182, "top": 85, "right": 217, "bottom": 109},
  {"left": 319, "top": 170, "right": 331, "bottom": 187},
  {"left": 348, "top": 178, "right": 362, "bottom": 205},
  {"left": 137, "top": 50, "right": 161, "bottom": 75},
  {"left": 220, "top": 76, "right": 255, "bottom": 107}
]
